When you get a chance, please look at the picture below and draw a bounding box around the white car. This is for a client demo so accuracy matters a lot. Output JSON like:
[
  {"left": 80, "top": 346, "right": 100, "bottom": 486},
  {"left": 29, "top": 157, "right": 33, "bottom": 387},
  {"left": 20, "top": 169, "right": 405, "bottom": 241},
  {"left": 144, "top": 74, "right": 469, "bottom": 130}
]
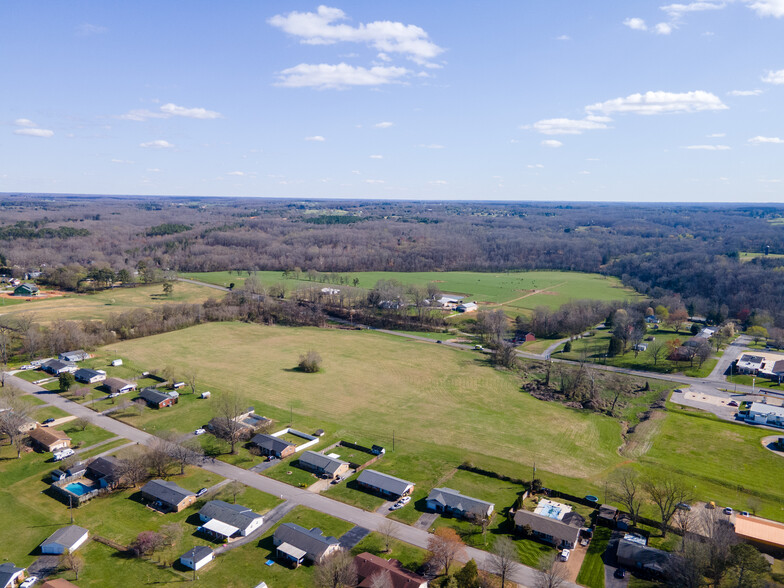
[
  {"left": 194, "top": 428, "right": 206, "bottom": 436},
  {"left": 397, "top": 496, "right": 411, "bottom": 505},
  {"left": 560, "top": 549, "right": 570, "bottom": 562},
  {"left": 20, "top": 577, "right": 38, "bottom": 588},
  {"left": 389, "top": 502, "right": 403, "bottom": 511}
]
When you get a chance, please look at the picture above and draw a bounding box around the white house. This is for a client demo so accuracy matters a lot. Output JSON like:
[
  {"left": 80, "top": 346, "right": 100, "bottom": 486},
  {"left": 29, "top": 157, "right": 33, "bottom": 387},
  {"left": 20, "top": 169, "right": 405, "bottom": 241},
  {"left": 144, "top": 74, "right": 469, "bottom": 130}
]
[
  {"left": 198, "top": 500, "right": 264, "bottom": 540},
  {"left": 180, "top": 546, "right": 214, "bottom": 571},
  {"left": 744, "top": 402, "right": 784, "bottom": 428},
  {"left": 40, "top": 525, "right": 89, "bottom": 555}
]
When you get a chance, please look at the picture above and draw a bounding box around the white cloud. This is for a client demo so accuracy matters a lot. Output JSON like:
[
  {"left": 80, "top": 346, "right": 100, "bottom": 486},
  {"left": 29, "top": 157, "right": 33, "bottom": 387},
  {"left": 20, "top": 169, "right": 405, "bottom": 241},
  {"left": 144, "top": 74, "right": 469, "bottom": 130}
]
[
  {"left": 351, "top": 170, "right": 361, "bottom": 175},
  {"left": 744, "top": 0, "right": 784, "bottom": 17},
  {"left": 579, "top": 170, "right": 591, "bottom": 175},
  {"left": 707, "top": 133, "right": 726, "bottom": 137},
  {"left": 661, "top": 2, "right": 726, "bottom": 19},
  {"left": 374, "top": 121, "right": 394, "bottom": 128},
  {"left": 110, "top": 158, "right": 134, "bottom": 164},
  {"left": 556, "top": 34, "right": 571, "bottom": 41},
  {"left": 728, "top": 89, "right": 763, "bottom": 96},
  {"left": 586, "top": 158, "right": 600, "bottom": 161},
  {"left": 14, "top": 118, "right": 36, "bottom": 128},
  {"left": 147, "top": 168, "right": 161, "bottom": 172},
  {"left": 120, "top": 103, "right": 222, "bottom": 121},
  {"left": 419, "top": 143, "right": 445, "bottom": 149},
  {"left": 542, "top": 139, "right": 563, "bottom": 148},
  {"left": 14, "top": 128, "right": 54, "bottom": 138},
  {"left": 624, "top": 17, "right": 648, "bottom": 30},
  {"left": 762, "top": 69, "right": 784, "bottom": 84},
  {"left": 683, "top": 144, "right": 731, "bottom": 150},
  {"left": 429, "top": 180, "right": 448, "bottom": 185},
  {"left": 748, "top": 136, "right": 784, "bottom": 144},
  {"left": 586, "top": 90, "right": 727, "bottom": 115},
  {"left": 275, "top": 63, "right": 410, "bottom": 89},
  {"left": 268, "top": 6, "right": 444, "bottom": 66},
  {"left": 305, "top": 135, "right": 326, "bottom": 141},
  {"left": 654, "top": 22, "right": 673, "bottom": 34},
  {"left": 528, "top": 115, "right": 612, "bottom": 135},
  {"left": 139, "top": 140, "right": 174, "bottom": 149},
  {"left": 369, "top": 154, "right": 383, "bottom": 159},
  {"left": 527, "top": 164, "right": 545, "bottom": 169},
  {"left": 227, "top": 171, "right": 246, "bottom": 176},
  {"left": 365, "top": 179, "right": 385, "bottom": 184},
  {"left": 76, "top": 23, "right": 108, "bottom": 36}
]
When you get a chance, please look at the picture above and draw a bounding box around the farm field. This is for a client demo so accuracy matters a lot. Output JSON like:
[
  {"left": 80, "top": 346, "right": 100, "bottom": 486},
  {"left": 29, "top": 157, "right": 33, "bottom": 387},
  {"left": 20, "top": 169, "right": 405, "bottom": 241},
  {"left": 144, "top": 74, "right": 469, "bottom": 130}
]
[
  {"left": 0, "top": 281, "right": 224, "bottom": 323},
  {"left": 739, "top": 251, "right": 784, "bottom": 262},
  {"left": 179, "top": 269, "right": 641, "bottom": 314}
]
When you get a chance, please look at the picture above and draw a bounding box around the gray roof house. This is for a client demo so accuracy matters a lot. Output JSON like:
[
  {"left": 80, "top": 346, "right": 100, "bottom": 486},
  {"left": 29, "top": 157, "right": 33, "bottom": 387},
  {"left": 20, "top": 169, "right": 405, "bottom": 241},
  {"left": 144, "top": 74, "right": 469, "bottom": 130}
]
[
  {"left": 273, "top": 523, "right": 341, "bottom": 565},
  {"left": 86, "top": 456, "right": 124, "bottom": 488},
  {"left": 40, "top": 525, "right": 89, "bottom": 555},
  {"left": 426, "top": 487, "right": 494, "bottom": 519},
  {"left": 250, "top": 433, "right": 296, "bottom": 458},
  {"left": 140, "top": 479, "right": 196, "bottom": 512},
  {"left": 357, "top": 469, "right": 414, "bottom": 498},
  {"left": 139, "top": 387, "right": 176, "bottom": 408},
  {"left": 199, "top": 500, "right": 264, "bottom": 539},
  {"left": 180, "top": 545, "right": 214, "bottom": 571},
  {"left": 74, "top": 368, "right": 106, "bottom": 384},
  {"left": 513, "top": 509, "right": 584, "bottom": 549},
  {"left": 104, "top": 377, "right": 136, "bottom": 395},
  {"left": 41, "top": 359, "right": 77, "bottom": 375},
  {"left": 617, "top": 538, "right": 670, "bottom": 575},
  {"left": 0, "top": 563, "right": 25, "bottom": 588},
  {"left": 59, "top": 350, "right": 89, "bottom": 362},
  {"left": 297, "top": 451, "right": 350, "bottom": 479}
]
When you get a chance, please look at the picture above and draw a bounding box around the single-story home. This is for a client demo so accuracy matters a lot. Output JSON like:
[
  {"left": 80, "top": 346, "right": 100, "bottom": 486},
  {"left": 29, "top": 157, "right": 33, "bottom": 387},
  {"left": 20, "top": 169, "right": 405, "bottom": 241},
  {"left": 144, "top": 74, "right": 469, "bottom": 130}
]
[
  {"left": 74, "top": 368, "right": 106, "bottom": 384},
  {"left": 86, "top": 456, "right": 124, "bottom": 488},
  {"left": 250, "top": 433, "right": 296, "bottom": 459},
  {"left": 41, "top": 359, "right": 78, "bottom": 375},
  {"left": 12, "top": 283, "right": 38, "bottom": 297},
  {"left": 180, "top": 546, "right": 214, "bottom": 571},
  {"left": 0, "top": 563, "right": 25, "bottom": 588},
  {"left": 426, "top": 487, "right": 494, "bottom": 519},
  {"left": 140, "top": 479, "right": 196, "bottom": 512},
  {"left": 198, "top": 500, "right": 264, "bottom": 539},
  {"left": 616, "top": 537, "right": 670, "bottom": 575},
  {"left": 41, "top": 579, "right": 81, "bottom": 588},
  {"left": 139, "top": 387, "right": 177, "bottom": 409},
  {"left": 297, "top": 451, "right": 350, "bottom": 480},
  {"left": 456, "top": 302, "right": 478, "bottom": 313},
  {"left": 743, "top": 402, "right": 784, "bottom": 428},
  {"left": 40, "top": 525, "right": 89, "bottom": 555},
  {"left": 354, "top": 552, "right": 429, "bottom": 588},
  {"left": 104, "top": 377, "right": 136, "bottom": 396},
  {"left": 59, "top": 350, "right": 89, "bottom": 363},
  {"left": 357, "top": 469, "right": 414, "bottom": 499},
  {"left": 513, "top": 509, "right": 584, "bottom": 549},
  {"left": 273, "top": 523, "right": 341, "bottom": 565},
  {"left": 28, "top": 426, "right": 71, "bottom": 452}
]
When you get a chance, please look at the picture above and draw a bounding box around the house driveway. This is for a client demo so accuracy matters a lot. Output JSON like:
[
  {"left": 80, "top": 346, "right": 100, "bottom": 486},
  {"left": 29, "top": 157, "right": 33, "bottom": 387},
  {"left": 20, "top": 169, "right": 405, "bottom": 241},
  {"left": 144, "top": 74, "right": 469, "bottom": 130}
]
[
  {"left": 562, "top": 543, "right": 588, "bottom": 582},
  {"left": 27, "top": 555, "right": 61, "bottom": 579},
  {"left": 604, "top": 531, "right": 628, "bottom": 588},
  {"left": 308, "top": 478, "right": 333, "bottom": 493},
  {"left": 376, "top": 500, "right": 395, "bottom": 515},
  {"left": 338, "top": 526, "right": 371, "bottom": 550},
  {"left": 413, "top": 512, "right": 438, "bottom": 530}
]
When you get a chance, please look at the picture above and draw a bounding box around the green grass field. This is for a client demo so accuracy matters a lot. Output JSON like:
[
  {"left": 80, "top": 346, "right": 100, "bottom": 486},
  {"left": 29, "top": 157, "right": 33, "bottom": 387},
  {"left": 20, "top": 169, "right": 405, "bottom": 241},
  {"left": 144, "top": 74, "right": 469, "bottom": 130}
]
[
  {"left": 180, "top": 270, "right": 641, "bottom": 315},
  {"left": 740, "top": 251, "right": 784, "bottom": 262}
]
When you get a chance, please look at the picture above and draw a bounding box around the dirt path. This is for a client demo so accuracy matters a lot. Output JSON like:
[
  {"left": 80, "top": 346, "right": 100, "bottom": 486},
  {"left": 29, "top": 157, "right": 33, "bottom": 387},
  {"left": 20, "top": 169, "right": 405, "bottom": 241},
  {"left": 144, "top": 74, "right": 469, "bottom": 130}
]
[{"left": 487, "top": 281, "right": 568, "bottom": 308}]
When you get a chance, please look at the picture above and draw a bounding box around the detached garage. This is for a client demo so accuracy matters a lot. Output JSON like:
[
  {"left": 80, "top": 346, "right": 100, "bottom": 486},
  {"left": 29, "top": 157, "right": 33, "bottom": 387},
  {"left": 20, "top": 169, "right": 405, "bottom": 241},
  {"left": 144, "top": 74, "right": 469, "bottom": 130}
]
[{"left": 40, "top": 525, "right": 89, "bottom": 555}]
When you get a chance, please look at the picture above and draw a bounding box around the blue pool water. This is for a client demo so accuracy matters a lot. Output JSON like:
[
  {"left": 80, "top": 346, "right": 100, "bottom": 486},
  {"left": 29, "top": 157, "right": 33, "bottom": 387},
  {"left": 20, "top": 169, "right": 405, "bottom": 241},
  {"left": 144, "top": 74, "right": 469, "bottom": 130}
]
[
  {"left": 541, "top": 505, "right": 561, "bottom": 519},
  {"left": 65, "top": 482, "right": 93, "bottom": 496}
]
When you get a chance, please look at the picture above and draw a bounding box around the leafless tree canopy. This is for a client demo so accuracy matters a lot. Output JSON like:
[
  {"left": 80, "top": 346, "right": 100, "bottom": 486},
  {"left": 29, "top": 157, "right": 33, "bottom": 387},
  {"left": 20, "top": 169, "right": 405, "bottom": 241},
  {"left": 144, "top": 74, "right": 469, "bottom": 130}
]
[
  {"left": 314, "top": 550, "right": 357, "bottom": 588},
  {"left": 489, "top": 536, "right": 519, "bottom": 588},
  {"left": 610, "top": 468, "right": 644, "bottom": 526},
  {"left": 534, "top": 553, "right": 566, "bottom": 588}
]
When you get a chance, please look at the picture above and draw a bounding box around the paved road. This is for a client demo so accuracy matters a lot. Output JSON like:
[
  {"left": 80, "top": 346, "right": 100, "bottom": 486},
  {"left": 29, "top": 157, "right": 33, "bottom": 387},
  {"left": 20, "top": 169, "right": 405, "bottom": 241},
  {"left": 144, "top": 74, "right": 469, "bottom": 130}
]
[{"left": 6, "top": 372, "right": 567, "bottom": 588}]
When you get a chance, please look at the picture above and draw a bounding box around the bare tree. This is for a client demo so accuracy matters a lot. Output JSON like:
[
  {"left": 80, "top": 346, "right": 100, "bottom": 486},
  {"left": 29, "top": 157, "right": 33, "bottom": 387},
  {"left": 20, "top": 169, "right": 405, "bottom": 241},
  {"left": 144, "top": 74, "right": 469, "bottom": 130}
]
[
  {"left": 489, "top": 536, "right": 519, "bottom": 588},
  {"left": 427, "top": 527, "right": 466, "bottom": 577},
  {"left": 534, "top": 553, "right": 566, "bottom": 588},
  {"left": 0, "top": 386, "right": 32, "bottom": 458},
  {"left": 220, "top": 481, "right": 245, "bottom": 504},
  {"left": 368, "top": 569, "right": 392, "bottom": 588},
  {"left": 146, "top": 438, "right": 176, "bottom": 478},
  {"left": 701, "top": 508, "right": 739, "bottom": 585},
  {"left": 378, "top": 518, "right": 397, "bottom": 553},
  {"left": 643, "top": 475, "right": 692, "bottom": 537},
  {"left": 156, "top": 432, "right": 204, "bottom": 475},
  {"left": 129, "top": 531, "right": 166, "bottom": 558},
  {"left": 185, "top": 370, "right": 198, "bottom": 395},
  {"left": 667, "top": 539, "right": 708, "bottom": 588},
  {"left": 610, "top": 468, "right": 644, "bottom": 526},
  {"left": 213, "top": 393, "right": 246, "bottom": 454},
  {"left": 314, "top": 550, "right": 357, "bottom": 588},
  {"left": 673, "top": 508, "right": 691, "bottom": 542},
  {"left": 70, "top": 418, "right": 89, "bottom": 432},
  {"left": 647, "top": 339, "right": 666, "bottom": 367},
  {"left": 60, "top": 551, "right": 85, "bottom": 580},
  {"left": 298, "top": 350, "right": 322, "bottom": 373},
  {"left": 160, "top": 522, "right": 184, "bottom": 547},
  {"left": 117, "top": 452, "right": 150, "bottom": 488}
]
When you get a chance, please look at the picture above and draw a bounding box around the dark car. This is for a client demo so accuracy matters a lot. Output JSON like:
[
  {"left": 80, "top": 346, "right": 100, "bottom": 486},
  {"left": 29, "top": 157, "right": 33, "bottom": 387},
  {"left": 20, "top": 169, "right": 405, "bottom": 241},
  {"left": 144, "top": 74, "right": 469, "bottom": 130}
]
[
  {"left": 676, "top": 502, "right": 692, "bottom": 510},
  {"left": 42, "top": 418, "right": 55, "bottom": 425},
  {"left": 436, "top": 340, "right": 442, "bottom": 344},
  {"left": 728, "top": 400, "right": 739, "bottom": 407},
  {"left": 614, "top": 568, "right": 626, "bottom": 579},
  {"left": 196, "top": 487, "right": 208, "bottom": 497}
]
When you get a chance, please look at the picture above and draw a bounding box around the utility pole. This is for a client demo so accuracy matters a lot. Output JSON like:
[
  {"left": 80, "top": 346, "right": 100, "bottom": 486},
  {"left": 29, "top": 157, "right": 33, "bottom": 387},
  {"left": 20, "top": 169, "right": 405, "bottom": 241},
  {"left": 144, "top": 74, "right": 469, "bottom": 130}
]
[
  {"left": 69, "top": 494, "right": 74, "bottom": 524},
  {"left": 392, "top": 430, "right": 395, "bottom": 452}
]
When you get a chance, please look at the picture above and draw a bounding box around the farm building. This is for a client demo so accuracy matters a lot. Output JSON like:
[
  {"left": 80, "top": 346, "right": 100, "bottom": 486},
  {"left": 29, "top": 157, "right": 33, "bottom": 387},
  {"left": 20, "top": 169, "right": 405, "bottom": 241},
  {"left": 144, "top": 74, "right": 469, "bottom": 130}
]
[
  {"left": 426, "top": 487, "right": 494, "bottom": 519},
  {"left": 104, "top": 377, "right": 136, "bottom": 395},
  {"left": 28, "top": 426, "right": 71, "bottom": 452},
  {"left": 273, "top": 523, "right": 341, "bottom": 565},
  {"left": 456, "top": 302, "right": 478, "bottom": 313},
  {"left": 297, "top": 451, "right": 350, "bottom": 480},
  {"left": 41, "top": 359, "right": 77, "bottom": 375},
  {"left": 12, "top": 283, "right": 38, "bottom": 296},
  {"left": 742, "top": 402, "right": 784, "bottom": 428},
  {"left": 138, "top": 387, "right": 177, "bottom": 409},
  {"left": 354, "top": 552, "right": 429, "bottom": 587},
  {"left": 198, "top": 500, "right": 264, "bottom": 540},
  {"left": 140, "top": 479, "right": 196, "bottom": 512},
  {"left": 74, "top": 368, "right": 106, "bottom": 384},
  {"left": 357, "top": 469, "right": 414, "bottom": 499},
  {"left": 250, "top": 433, "right": 296, "bottom": 458},
  {"left": 59, "top": 350, "right": 89, "bottom": 362},
  {"left": 39, "top": 525, "right": 89, "bottom": 555},
  {"left": 513, "top": 509, "right": 584, "bottom": 549},
  {"left": 180, "top": 546, "right": 214, "bottom": 571}
]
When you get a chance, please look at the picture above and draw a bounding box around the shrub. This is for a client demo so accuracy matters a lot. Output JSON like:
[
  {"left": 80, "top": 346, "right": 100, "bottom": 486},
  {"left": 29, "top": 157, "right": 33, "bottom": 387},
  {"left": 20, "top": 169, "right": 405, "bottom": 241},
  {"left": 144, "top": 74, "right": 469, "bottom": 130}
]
[{"left": 298, "top": 350, "right": 322, "bottom": 373}]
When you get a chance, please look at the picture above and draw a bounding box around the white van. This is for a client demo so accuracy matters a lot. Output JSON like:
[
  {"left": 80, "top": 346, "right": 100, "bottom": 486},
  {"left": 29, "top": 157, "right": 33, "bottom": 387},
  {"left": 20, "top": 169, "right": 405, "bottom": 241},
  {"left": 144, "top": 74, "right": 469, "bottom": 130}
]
[{"left": 53, "top": 448, "right": 75, "bottom": 461}]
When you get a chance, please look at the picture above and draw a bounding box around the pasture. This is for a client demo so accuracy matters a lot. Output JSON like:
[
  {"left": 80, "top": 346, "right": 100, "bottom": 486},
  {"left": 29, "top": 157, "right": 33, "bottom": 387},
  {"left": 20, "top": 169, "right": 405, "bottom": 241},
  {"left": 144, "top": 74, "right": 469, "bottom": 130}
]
[{"left": 179, "top": 269, "right": 641, "bottom": 314}]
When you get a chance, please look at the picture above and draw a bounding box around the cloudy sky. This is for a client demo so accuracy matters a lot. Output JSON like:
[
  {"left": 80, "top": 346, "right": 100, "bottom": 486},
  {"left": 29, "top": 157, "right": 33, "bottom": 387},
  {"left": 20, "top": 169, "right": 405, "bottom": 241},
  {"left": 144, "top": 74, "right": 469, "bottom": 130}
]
[{"left": 2, "top": 1, "right": 783, "bottom": 201}]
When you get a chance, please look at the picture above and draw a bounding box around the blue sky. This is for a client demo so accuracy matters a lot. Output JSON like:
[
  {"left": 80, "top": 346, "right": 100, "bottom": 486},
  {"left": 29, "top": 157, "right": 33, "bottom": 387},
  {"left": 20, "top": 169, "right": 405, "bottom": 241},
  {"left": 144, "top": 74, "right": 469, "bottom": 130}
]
[{"left": 1, "top": 1, "right": 783, "bottom": 202}]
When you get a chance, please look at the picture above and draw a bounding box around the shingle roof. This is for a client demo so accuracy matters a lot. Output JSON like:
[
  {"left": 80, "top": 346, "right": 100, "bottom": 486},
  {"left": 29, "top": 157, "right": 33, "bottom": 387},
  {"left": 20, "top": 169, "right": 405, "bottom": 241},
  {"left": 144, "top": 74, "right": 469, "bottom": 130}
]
[
  {"left": 426, "top": 487, "right": 494, "bottom": 517},
  {"left": 141, "top": 479, "right": 195, "bottom": 507},
  {"left": 298, "top": 451, "right": 348, "bottom": 476},
  {"left": 357, "top": 469, "right": 414, "bottom": 496},
  {"left": 355, "top": 552, "right": 428, "bottom": 588},
  {"left": 617, "top": 538, "right": 670, "bottom": 573},
  {"left": 105, "top": 377, "right": 135, "bottom": 393},
  {"left": 86, "top": 456, "right": 122, "bottom": 480},
  {"left": 181, "top": 545, "right": 213, "bottom": 561},
  {"left": 513, "top": 509, "right": 583, "bottom": 545},
  {"left": 42, "top": 359, "right": 76, "bottom": 372},
  {"left": 41, "top": 525, "right": 88, "bottom": 550},
  {"left": 74, "top": 368, "right": 103, "bottom": 381},
  {"left": 28, "top": 426, "right": 70, "bottom": 447},
  {"left": 251, "top": 433, "right": 294, "bottom": 453},
  {"left": 139, "top": 387, "right": 172, "bottom": 405},
  {"left": 273, "top": 523, "right": 340, "bottom": 560},
  {"left": 0, "top": 562, "right": 25, "bottom": 588},
  {"left": 199, "top": 500, "right": 262, "bottom": 532}
]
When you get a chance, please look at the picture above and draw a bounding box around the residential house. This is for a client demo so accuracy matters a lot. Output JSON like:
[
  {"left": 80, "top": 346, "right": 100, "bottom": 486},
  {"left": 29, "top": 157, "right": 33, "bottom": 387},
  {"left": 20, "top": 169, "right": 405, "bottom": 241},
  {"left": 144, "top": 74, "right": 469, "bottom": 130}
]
[
  {"left": 456, "top": 302, "right": 478, "bottom": 313},
  {"left": 742, "top": 402, "right": 784, "bottom": 428},
  {"left": 12, "top": 283, "right": 38, "bottom": 297},
  {"left": 645, "top": 315, "right": 659, "bottom": 324},
  {"left": 41, "top": 580, "right": 81, "bottom": 588},
  {"left": 198, "top": 500, "right": 264, "bottom": 540},
  {"left": 40, "top": 525, "right": 89, "bottom": 555},
  {"left": 0, "top": 410, "right": 36, "bottom": 433},
  {"left": 297, "top": 451, "right": 350, "bottom": 480},
  {"left": 357, "top": 469, "right": 414, "bottom": 499},
  {"left": 41, "top": 359, "right": 77, "bottom": 375},
  {"left": 138, "top": 387, "right": 176, "bottom": 409},
  {"left": 104, "top": 377, "right": 136, "bottom": 396},
  {"left": 513, "top": 509, "right": 584, "bottom": 549},
  {"left": 28, "top": 426, "right": 71, "bottom": 452},
  {"left": 140, "top": 479, "right": 196, "bottom": 512},
  {"left": 354, "top": 552, "right": 429, "bottom": 588},
  {"left": 180, "top": 546, "right": 214, "bottom": 571},
  {"left": 85, "top": 456, "right": 124, "bottom": 488},
  {"left": 616, "top": 538, "right": 670, "bottom": 575},
  {"left": 272, "top": 523, "right": 341, "bottom": 566},
  {"left": 425, "top": 487, "right": 494, "bottom": 520},
  {"left": 59, "top": 350, "right": 89, "bottom": 362},
  {"left": 250, "top": 433, "right": 295, "bottom": 459},
  {"left": 0, "top": 563, "right": 25, "bottom": 588},
  {"left": 74, "top": 368, "right": 106, "bottom": 384}
]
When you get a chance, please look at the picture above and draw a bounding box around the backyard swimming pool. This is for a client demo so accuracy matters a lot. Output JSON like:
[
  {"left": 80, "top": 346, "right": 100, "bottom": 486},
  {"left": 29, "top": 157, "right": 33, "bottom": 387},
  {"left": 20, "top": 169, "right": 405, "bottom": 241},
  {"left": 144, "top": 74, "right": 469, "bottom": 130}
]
[{"left": 65, "top": 482, "right": 93, "bottom": 496}]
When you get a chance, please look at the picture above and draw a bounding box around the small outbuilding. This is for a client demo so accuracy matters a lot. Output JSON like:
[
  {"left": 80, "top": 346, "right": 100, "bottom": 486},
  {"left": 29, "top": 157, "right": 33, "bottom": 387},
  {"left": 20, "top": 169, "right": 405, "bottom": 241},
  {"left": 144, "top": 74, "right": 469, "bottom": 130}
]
[
  {"left": 40, "top": 525, "right": 89, "bottom": 555},
  {"left": 180, "top": 545, "right": 214, "bottom": 571},
  {"left": 12, "top": 283, "right": 39, "bottom": 297}
]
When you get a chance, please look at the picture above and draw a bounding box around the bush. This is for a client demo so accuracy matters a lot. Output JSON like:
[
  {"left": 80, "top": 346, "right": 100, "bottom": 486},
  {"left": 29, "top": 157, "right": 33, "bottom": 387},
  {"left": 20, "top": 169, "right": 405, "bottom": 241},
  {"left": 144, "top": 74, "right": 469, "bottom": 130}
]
[
  {"left": 563, "top": 340, "right": 572, "bottom": 353},
  {"left": 298, "top": 350, "right": 322, "bottom": 373}
]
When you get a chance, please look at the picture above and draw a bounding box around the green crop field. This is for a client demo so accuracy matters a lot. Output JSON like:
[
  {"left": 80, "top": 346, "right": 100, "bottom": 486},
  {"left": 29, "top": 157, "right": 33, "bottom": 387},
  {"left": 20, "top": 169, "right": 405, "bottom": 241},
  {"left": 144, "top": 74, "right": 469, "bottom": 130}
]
[{"left": 179, "top": 269, "right": 641, "bottom": 315}]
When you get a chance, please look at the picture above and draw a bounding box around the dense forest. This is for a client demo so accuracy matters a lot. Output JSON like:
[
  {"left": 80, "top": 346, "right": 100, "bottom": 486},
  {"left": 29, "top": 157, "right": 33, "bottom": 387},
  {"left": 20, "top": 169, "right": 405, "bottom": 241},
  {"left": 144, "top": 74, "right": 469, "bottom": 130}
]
[{"left": 2, "top": 194, "right": 784, "bottom": 325}]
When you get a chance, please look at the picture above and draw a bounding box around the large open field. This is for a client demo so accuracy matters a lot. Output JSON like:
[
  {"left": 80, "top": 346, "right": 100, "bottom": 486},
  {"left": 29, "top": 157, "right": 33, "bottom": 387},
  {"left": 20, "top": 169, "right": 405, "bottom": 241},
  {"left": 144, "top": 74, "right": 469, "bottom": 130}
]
[
  {"left": 0, "top": 281, "right": 225, "bottom": 323},
  {"left": 180, "top": 270, "right": 641, "bottom": 314}
]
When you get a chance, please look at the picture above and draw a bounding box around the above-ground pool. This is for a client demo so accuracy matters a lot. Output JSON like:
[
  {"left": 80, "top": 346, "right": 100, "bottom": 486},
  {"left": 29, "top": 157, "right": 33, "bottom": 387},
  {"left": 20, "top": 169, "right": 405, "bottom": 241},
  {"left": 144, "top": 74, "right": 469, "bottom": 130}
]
[{"left": 65, "top": 482, "right": 93, "bottom": 496}]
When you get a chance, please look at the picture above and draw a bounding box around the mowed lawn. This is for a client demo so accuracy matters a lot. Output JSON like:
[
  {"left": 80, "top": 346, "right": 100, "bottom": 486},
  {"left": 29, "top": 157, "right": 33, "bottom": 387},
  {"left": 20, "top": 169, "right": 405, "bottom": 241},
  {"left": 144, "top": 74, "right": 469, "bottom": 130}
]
[
  {"left": 0, "top": 281, "right": 224, "bottom": 323},
  {"left": 107, "top": 322, "right": 623, "bottom": 479},
  {"left": 180, "top": 270, "right": 641, "bottom": 313}
]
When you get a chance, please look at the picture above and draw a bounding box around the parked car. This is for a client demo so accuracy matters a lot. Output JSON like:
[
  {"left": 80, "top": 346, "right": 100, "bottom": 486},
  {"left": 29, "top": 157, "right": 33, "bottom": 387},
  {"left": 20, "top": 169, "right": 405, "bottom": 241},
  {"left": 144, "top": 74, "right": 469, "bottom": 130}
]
[
  {"left": 560, "top": 549, "right": 570, "bottom": 562},
  {"left": 20, "top": 577, "right": 38, "bottom": 588},
  {"left": 194, "top": 428, "right": 206, "bottom": 435},
  {"left": 389, "top": 502, "right": 403, "bottom": 511},
  {"left": 42, "top": 418, "right": 55, "bottom": 425},
  {"left": 398, "top": 496, "right": 411, "bottom": 505},
  {"left": 196, "top": 487, "right": 208, "bottom": 497},
  {"left": 724, "top": 507, "right": 733, "bottom": 515},
  {"left": 331, "top": 477, "right": 343, "bottom": 485},
  {"left": 614, "top": 568, "right": 626, "bottom": 579},
  {"left": 728, "top": 400, "right": 739, "bottom": 407},
  {"left": 20, "top": 364, "right": 34, "bottom": 370},
  {"left": 740, "top": 511, "right": 750, "bottom": 517},
  {"left": 474, "top": 345, "right": 483, "bottom": 350},
  {"left": 676, "top": 502, "right": 692, "bottom": 510},
  {"left": 436, "top": 340, "right": 443, "bottom": 344}
]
